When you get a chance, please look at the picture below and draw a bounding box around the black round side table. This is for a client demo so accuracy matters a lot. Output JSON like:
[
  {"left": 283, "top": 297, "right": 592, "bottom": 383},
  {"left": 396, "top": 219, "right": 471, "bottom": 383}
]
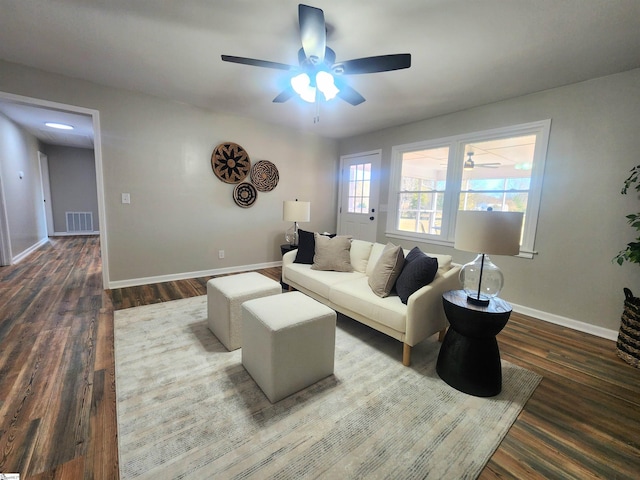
[{"left": 436, "top": 290, "right": 512, "bottom": 397}]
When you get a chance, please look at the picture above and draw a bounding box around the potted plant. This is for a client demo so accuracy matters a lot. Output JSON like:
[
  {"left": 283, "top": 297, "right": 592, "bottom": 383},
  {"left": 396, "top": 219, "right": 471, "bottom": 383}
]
[{"left": 614, "top": 164, "right": 640, "bottom": 368}]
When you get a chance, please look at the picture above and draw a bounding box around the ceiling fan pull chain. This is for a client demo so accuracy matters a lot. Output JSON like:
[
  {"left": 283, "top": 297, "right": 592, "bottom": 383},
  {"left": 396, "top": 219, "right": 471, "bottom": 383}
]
[{"left": 314, "top": 100, "right": 320, "bottom": 123}]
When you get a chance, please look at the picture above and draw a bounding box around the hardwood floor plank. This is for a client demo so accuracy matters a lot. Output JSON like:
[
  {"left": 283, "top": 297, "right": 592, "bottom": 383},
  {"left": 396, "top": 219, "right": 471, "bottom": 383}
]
[{"left": 1, "top": 236, "right": 638, "bottom": 479}]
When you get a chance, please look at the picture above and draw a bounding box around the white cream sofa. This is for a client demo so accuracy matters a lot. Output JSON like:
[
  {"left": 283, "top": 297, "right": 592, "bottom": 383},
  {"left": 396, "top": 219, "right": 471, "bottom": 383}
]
[{"left": 282, "top": 239, "right": 462, "bottom": 366}]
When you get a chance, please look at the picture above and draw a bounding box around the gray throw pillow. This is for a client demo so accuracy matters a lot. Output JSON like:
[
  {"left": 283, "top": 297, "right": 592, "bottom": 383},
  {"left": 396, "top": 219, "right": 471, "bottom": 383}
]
[
  {"left": 368, "top": 243, "right": 405, "bottom": 297},
  {"left": 311, "top": 234, "right": 353, "bottom": 272}
]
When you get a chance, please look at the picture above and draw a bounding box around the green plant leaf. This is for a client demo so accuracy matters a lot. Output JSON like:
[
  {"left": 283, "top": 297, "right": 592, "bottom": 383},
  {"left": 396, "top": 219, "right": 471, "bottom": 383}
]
[{"left": 616, "top": 165, "right": 640, "bottom": 266}]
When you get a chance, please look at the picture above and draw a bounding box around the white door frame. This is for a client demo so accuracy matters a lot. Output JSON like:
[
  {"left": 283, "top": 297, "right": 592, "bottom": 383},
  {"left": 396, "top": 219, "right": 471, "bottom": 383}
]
[
  {"left": 0, "top": 172, "right": 12, "bottom": 265},
  {"left": 38, "top": 151, "right": 54, "bottom": 236},
  {"left": 0, "top": 91, "right": 109, "bottom": 286},
  {"left": 337, "top": 150, "right": 381, "bottom": 242}
]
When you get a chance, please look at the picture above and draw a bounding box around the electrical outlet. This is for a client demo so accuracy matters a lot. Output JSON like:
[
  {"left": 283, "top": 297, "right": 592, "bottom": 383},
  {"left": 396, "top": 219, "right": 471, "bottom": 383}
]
[
  {"left": 218, "top": 250, "right": 224, "bottom": 259},
  {"left": 121, "top": 193, "right": 131, "bottom": 204}
]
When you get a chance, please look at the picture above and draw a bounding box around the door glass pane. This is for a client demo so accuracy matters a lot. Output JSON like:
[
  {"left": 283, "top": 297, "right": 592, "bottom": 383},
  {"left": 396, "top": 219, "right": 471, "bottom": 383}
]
[{"left": 348, "top": 162, "right": 371, "bottom": 214}]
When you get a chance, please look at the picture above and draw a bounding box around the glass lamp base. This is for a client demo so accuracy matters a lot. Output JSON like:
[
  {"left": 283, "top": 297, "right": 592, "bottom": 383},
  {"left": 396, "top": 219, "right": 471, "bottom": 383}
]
[
  {"left": 459, "top": 254, "right": 504, "bottom": 304},
  {"left": 285, "top": 225, "right": 298, "bottom": 246}
]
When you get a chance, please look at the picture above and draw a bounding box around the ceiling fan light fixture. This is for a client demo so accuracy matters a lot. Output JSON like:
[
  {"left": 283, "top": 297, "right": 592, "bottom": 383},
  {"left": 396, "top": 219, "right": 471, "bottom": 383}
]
[
  {"left": 45, "top": 122, "right": 74, "bottom": 130},
  {"left": 290, "top": 73, "right": 316, "bottom": 103},
  {"left": 316, "top": 71, "right": 339, "bottom": 101}
]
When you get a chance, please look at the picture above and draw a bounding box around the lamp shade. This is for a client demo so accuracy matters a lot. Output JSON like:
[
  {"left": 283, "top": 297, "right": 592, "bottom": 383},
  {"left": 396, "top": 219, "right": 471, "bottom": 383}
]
[
  {"left": 283, "top": 200, "right": 310, "bottom": 222},
  {"left": 454, "top": 211, "right": 523, "bottom": 255}
]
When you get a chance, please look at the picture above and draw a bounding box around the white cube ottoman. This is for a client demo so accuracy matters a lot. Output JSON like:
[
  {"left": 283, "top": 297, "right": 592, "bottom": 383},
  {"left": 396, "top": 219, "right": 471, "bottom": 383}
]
[
  {"left": 242, "top": 291, "right": 336, "bottom": 403},
  {"left": 207, "top": 272, "right": 282, "bottom": 351}
]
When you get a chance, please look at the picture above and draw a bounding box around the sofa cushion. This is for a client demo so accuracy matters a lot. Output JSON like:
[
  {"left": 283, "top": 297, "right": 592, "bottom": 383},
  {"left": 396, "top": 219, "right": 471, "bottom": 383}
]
[
  {"left": 329, "top": 276, "right": 407, "bottom": 333},
  {"left": 294, "top": 230, "right": 336, "bottom": 264},
  {"left": 312, "top": 234, "right": 354, "bottom": 272},
  {"left": 395, "top": 247, "right": 439, "bottom": 304},
  {"left": 285, "top": 263, "right": 365, "bottom": 298},
  {"left": 368, "top": 243, "right": 405, "bottom": 298},
  {"left": 350, "top": 239, "right": 374, "bottom": 273}
]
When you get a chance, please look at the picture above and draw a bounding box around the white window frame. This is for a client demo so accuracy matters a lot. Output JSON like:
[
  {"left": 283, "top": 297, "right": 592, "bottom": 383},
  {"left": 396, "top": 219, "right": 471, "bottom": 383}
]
[{"left": 386, "top": 120, "right": 551, "bottom": 258}]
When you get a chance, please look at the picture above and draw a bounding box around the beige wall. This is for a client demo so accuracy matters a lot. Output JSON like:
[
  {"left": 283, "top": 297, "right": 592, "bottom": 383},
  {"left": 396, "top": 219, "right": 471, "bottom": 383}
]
[
  {"left": 0, "top": 111, "right": 46, "bottom": 258},
  {"left": 0, "top": 60, "right": 339, "bottom": 285},
  {"left": 338, "top": 68, "right": 640, "bottom": 333},
  {"left": 2, "top": 58, "right": 638, "bottom": 333},
  {"left": 44, "top": 144, "right": 99, "bottom": 233}
]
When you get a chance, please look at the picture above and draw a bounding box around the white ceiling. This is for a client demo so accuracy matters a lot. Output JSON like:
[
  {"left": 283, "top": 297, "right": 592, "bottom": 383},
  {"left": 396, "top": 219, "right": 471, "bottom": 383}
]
[
  {"left": 0, "top": 0, "right": 639, "bottom": 144},
  {"left": 0, "top": 99, "right": 95, "bottom": 148}
]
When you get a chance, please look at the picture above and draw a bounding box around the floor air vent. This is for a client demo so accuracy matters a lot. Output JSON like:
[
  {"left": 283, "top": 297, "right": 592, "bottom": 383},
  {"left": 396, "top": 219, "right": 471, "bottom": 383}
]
[{"left": 66, "top": 212, "right": 93, "bottom": 233}]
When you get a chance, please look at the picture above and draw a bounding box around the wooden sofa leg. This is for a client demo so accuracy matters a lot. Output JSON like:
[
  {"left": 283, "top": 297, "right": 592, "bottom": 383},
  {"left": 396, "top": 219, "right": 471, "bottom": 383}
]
[
  {"left": 402, "top": 343, "right": 411, "bottom": 366},
  {"left": 438, "top": 328, "right": 447, "bottom": 342}
]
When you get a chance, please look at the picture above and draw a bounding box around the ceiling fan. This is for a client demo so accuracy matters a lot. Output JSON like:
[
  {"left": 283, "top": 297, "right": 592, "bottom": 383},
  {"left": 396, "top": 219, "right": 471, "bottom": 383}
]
[
  {"left": 221, "top": 4, "right": 411, "bottom": 106},
  {"left": 463, "top": 151, "right": 501, "bottom": 170}
]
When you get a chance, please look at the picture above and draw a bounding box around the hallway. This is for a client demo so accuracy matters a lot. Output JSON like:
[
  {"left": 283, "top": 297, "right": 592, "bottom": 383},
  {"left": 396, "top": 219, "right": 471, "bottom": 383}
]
[{"left": 0, "top": 236, "right": 116, "bottom": 478}]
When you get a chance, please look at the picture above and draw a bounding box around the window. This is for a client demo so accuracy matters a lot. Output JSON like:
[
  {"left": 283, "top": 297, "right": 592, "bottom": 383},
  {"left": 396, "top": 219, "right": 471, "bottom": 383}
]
[
  {"left": 347, "top": 162, "right": 371, "bottom": 214},
  {"left": 387, "top": 120, "right": 550, "bottom": 257}
]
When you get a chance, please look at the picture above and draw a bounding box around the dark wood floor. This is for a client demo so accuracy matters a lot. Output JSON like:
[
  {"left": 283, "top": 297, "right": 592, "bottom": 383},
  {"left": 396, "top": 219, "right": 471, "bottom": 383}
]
[{"left": 1, "top": 236, "right": 638, "bottom": 479}]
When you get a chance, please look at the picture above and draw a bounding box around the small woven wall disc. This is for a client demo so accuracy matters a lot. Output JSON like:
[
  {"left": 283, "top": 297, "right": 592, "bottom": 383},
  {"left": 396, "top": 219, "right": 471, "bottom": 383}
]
[
  {"left": 211, "top": 142, "right": 251, "bottom": 183},
  {"left": 233, "top": 182, "right": 257, "bottom": 208},
  {"left": 250, "top": 160, "right": 279, "bottom": 192}
]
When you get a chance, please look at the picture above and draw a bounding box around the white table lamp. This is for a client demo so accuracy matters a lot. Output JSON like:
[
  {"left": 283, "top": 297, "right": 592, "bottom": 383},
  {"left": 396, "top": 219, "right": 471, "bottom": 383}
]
[
  {"left": 283, "top": 200, "right": 310, "bottom": 246},
  {"left": 454, "top": 210, "right": 524, "bottom": 306}
]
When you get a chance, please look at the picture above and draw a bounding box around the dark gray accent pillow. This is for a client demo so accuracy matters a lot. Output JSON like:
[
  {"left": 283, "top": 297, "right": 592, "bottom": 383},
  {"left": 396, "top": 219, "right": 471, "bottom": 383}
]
[
  {"left": 395, "top": 247, "right": 439, "bottom": 304},
  {"left": 293, "top": 229, "right": 316, "bottom": 264}
]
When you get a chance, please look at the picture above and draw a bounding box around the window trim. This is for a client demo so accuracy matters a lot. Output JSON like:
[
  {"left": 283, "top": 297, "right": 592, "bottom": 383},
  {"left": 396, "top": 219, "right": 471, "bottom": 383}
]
[{"left": 386, "top": 120, "right": 551, "bottom": 258}]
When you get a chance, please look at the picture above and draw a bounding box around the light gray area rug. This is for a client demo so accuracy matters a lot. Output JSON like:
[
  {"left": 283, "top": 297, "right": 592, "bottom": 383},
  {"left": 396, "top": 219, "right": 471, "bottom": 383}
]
[{"left": 114, "top": 295, "right": 541, "bottom": 480}]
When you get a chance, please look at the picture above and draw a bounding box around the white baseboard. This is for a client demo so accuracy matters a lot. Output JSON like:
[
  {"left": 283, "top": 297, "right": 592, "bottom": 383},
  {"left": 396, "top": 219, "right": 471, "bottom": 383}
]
[
  {"left": 52, "top": 231, "right": 100, "bottom": 236},
  {"left": 12, "top": 237, "right": 49, "bottom": 263},
  {"left": 510, "top": 302, "right": 618, "bottom": 341},
  {"left": 107, "top": 261, "right": 282, "bottom": 290}
]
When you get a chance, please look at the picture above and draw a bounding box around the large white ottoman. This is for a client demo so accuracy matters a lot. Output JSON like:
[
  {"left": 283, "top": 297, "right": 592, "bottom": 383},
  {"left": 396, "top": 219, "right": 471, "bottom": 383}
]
[
  {"left": 207, "top": 272, "right": 282, "bottom": 351},
  {"left": 242, "top": 291, "right": 336, "bottom": 403}
]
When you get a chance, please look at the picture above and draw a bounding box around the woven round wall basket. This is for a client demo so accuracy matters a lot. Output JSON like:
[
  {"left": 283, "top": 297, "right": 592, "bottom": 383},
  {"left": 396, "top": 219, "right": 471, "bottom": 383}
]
[
  {"left": 211, "top": 142, "right": 251, "bottom": 184},
  {"left": 250, "top": 160, "right": 279, "bottom": 192},
  {"left": 617, "top": 288, "right": 640, "bottom": 368},
  {"left": 233, "top": 182, "right": 257, "bottom": 208}
]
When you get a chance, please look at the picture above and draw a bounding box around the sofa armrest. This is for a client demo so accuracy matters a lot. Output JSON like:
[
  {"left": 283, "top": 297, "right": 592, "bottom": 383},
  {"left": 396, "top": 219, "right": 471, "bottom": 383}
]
[
  {"left": 282, "top": 249, "right": 297, "bottom": 283},
  {"left": 404, "top": 265, "right": 461, "bottom": 346}
]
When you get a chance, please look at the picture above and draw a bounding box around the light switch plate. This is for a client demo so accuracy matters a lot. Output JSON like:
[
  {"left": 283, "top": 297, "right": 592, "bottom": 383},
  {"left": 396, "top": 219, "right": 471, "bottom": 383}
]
[{"left": 121, "top": 193, "right": 130, "bottom": 204}]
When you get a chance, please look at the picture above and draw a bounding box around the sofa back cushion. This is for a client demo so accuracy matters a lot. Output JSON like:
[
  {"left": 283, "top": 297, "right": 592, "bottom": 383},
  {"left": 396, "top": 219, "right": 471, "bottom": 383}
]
[
  {"left": 350, "top": 239, "right": 374, "bottom": 273},
  {"left": 368, "top": 243, "right": 405, "bottom": 298},
  {"left": 311, "top": 234, "right": 354, "bottom": 272},
  {"left": 365, "top": 243, "right": 388, "bottom": 277},
  {"left": 430, "top": 254, "right": 453, "bottom": 270}
]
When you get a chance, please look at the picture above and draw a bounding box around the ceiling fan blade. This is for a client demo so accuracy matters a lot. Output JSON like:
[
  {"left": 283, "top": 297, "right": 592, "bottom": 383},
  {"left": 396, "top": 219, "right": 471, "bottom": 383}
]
[
  {"left": 336, "top": 84, "right": 366, "bottom": 106},
  {"left": 221, "top": 55, "right": 296, "bottom": 71},
  {"left": 299, "top": 4, "right": 326, "bottom": 64},
  {"left": 477, "top": 163, "right": 501, "bottom": 168},
  {"left": 333, "top": 54, "right": 411, "bottom": 75},
  {"left": 272, "top": 87, "right": 295, "bottom": 103}
]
